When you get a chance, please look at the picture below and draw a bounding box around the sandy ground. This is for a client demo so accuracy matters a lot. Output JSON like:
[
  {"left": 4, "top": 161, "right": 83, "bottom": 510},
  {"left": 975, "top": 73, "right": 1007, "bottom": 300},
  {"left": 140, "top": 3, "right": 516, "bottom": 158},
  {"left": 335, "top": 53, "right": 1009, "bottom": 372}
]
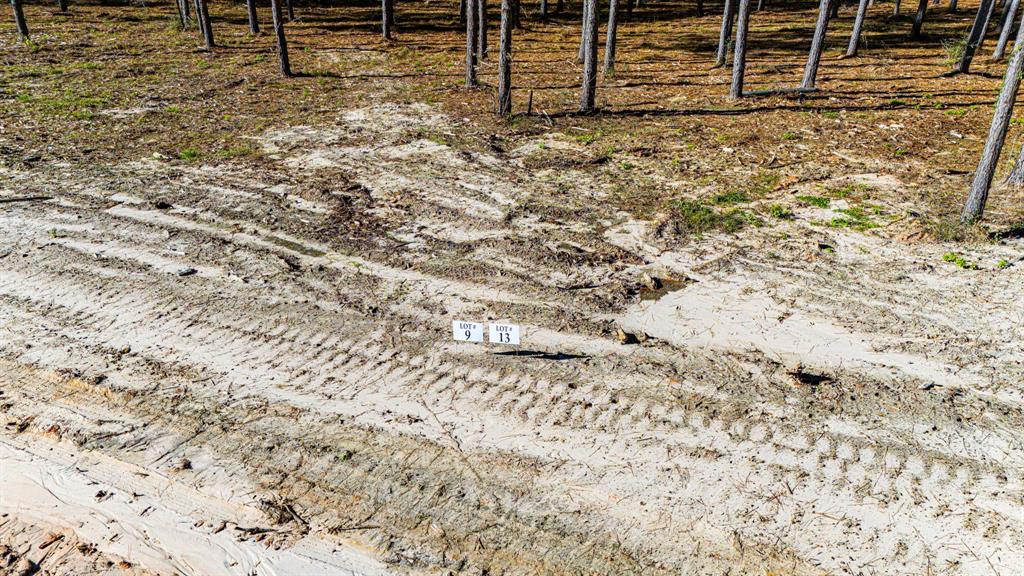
[{"left": 1, "top": 101, "right": 1023, "bottom": 575}]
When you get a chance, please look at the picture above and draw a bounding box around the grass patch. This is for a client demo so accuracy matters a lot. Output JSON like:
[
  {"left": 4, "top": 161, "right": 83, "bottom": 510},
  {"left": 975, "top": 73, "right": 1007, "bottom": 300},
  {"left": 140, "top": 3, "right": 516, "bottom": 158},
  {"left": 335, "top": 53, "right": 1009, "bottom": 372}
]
[
  {"left": 713, "top": 191, "right": 750, "bottom": 204},
  {"left": 767, "top": 204, "right": 794, "bottom": 219},
  {"left": 942, "top": 252, "right": 978, "bottom": 269},
  {"left": 797, "top": 194, "right": 830, "bottom": 208},
  {"left": 828, "top": 207, "right": 878, "bottom": 231},
  {"left": 664, "top": 199, "right": 754, "bottom": 236},
  {"left": 178, "top": 148, "right": 202, "bottom": 162}
]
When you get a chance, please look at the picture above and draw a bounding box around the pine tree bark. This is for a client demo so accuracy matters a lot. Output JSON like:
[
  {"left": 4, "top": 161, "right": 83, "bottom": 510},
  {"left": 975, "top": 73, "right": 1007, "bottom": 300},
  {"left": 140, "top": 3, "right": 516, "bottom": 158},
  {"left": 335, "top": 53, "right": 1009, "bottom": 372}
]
[
  {"left": 911, "top": 0, "right": 928, "bottom": 37},
  {"left": 246, "top": 0, "right": 259, "bottom": 33},
  {"left": 715, "top": 0, "right": 736, "bottom": 66},
  {"left": 382, "top": 0, "right": 393, "bottom": 39},
  {"left": 181, "top": 0, "right": 191, "bottom": 25},
  {"left": 270, "top": 0, "right": 291, "bottom": 76},
  {"left": 197, "top": 0, "right": 214, "bottom": 49},
  {"left": 846, "top": 0, "right": 869, "bottom": 56},
  {"left": 729, "top": 0, "right": 752, "bottom": 98},
  {"left": 466, "top": 0, "right": 479, "bottom": 87},
  {"left": 991, "top": 0, "right": 1019, "bottom": 59},
  {"left": 604, "top": 0, "right": 619, "bottom": 73},
  {"left": 956, "top": 0, "right": 997, "bottom": 73},
  {"left": 497, "top": 0, "right": 513, "bottom": 115},
  {"left": 801, "top": 0, "right": 833, "bottom": 89},
  {"left": 962, "top": 13, "right": 1024, "bottom": 221},
  {"left": 478, "top": 0, "right": 488, "bottom": 60},
  {"left": 578, "top": 0, "right": 591, "bottom": 63},
  {"left": 10, "top": 0, "right": 29, "bottom": 41},
  {"left": 579, "top": 0, "right": 600, "bottom": 112},
  {"left": 175, "top": 0, "right": 186, "bottom": 28}
]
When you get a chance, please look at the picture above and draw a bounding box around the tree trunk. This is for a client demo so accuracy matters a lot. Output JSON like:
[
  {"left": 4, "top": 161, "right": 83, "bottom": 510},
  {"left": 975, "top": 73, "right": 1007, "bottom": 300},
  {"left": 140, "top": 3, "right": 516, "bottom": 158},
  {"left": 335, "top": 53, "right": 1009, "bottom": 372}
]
[
  {"left": 1005, "top": 141, "right": 1024, "bottom": 183},
  {"left": 830, "top": 0, "right": 839, "bottom": 18},
  {"left": 962, "top": 13, "right": 1024, "bottom": 221},
  {"left": 911, "top": 0, "right": 928, "bottom": 37},
  {"left": 466, "top": 0, "right": 479, "bottom": 87},
  {"left": 756, "top": 0, "right": 764, "bottom": 10},
  {"left": 578, "top": 0, "right": 591, "bottom": 62},
  {"left": 698, "top": 0, "right": 705, "bottom": 16},
  {"left": 801, "top": 0, "right": 833, "bottom": 89},
  {"left": 512, "top": 0, "right": 520, "bottom": 27},
  {"left": 175, "top": 0, "right": 186, "bottom": 28},
  {"left": 557, "top": 0, "right": 564, "bottom": 13},
  {"left": 478, "top": 0, "right": 488, "bottom": 60},
  {"left": 956, "top": 0, "right": 997, "bottom": 73},
  {"left": 949, "top": 0, "right": 957, "bottom": 11},
  {"left": 991, "top": 0, "right": 1015, "bottom": 58},
  {"left": 270, "top": 0, "right": 291, "bottom": 76},
  {"left": 579, "top": 0, "right": 600, "bottom": 112},
  {"left": 846, "top": 0, "right": 869, "bottom": 55},
  {"left": 460, "top": 0, "right": 466, "bottom": 24},
  {"left": 540, "top": 0, "right": 548, "bottom": 18},
  {"left": 892, "top": 0, "right": 900, "bottom": 15},
  {"left": 715, "top": 0, "right": 736, "bottom": 66},
  {"left": 246, "top": 0, "right": 259, "bottom": 33},
  {"left": 58, "top": 0, "right": 68, "bottom": 12},
  {"left": 604, "top": 0, "right": 619, "bottom": 72},
  {"left": 284, "top": 0, "right": 294, "bottom": 21},
  {"left": 497, "top": 0, "right": 513, "bottom": 115},
  {"left": 197, "top": 0, "right": 214, "bottom": 49},
  {"left": 10, "top": 0, "right": 29, "bottom": 41},
  {"left": 382, "top": 0, "right": 393, "bottom": 39},
  {"left": 992, "top": 0, "right": 1019, "bottom": 58},
  {"left": 181, "top": 0, "right": 191, "bottom": 25},
  {"left": 730, "top": 0, "right": 752, "bottom": 98}
]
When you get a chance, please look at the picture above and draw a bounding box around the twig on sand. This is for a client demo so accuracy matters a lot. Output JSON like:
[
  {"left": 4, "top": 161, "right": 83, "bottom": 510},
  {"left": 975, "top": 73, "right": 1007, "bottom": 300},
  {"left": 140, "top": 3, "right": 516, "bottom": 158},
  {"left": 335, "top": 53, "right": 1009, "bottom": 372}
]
[{"left": 0, "top": 195, "right": 52, "bottom": 204}]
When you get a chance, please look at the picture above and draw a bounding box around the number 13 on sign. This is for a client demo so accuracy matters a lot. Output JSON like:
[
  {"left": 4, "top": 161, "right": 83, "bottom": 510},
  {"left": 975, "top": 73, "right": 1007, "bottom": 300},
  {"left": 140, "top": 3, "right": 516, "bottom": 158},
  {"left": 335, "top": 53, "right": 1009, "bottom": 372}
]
[{"left": 489, "top": 323, "right": 520, "bottom": 345}]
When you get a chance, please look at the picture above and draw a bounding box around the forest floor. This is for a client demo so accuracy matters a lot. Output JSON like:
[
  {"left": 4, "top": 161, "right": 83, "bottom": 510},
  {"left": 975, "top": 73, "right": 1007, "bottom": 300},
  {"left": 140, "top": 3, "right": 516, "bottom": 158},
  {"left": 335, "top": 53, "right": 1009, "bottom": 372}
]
[{"left": 1, "top": 0, "right": 1023, "bottom": 575}]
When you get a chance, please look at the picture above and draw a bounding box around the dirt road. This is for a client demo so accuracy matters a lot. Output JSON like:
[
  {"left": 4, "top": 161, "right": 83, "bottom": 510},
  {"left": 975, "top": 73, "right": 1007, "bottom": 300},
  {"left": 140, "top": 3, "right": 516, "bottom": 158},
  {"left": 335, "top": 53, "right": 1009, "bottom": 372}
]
[{"left": 1, "top": 103, "right": 1022, "bottom": 575}]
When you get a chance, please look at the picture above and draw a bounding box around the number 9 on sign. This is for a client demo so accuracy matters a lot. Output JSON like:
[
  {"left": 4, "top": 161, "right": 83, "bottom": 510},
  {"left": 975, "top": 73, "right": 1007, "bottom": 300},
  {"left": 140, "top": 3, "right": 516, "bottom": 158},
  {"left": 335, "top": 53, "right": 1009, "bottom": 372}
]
[{"left": 452, "top": 321, "right": 484, "bottom": 342}]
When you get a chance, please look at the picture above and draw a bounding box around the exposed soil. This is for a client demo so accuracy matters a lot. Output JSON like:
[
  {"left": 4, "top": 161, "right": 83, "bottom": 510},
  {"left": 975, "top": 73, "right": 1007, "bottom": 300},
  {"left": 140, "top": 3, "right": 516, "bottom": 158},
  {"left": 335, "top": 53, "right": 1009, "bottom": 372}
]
[{"left": 1, "top": 1, "right": 1023, "bottom": 575}]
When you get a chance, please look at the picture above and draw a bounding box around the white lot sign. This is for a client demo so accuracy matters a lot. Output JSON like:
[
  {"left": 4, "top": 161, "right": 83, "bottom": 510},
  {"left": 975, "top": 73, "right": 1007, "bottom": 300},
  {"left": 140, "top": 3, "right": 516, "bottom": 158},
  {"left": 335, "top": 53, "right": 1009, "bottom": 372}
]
[
  {"left": 452, "top": 320, "right": 484, "bottom": 342},
  {"left": 489, "top": 323, "right": 520, "bottom": 345}
]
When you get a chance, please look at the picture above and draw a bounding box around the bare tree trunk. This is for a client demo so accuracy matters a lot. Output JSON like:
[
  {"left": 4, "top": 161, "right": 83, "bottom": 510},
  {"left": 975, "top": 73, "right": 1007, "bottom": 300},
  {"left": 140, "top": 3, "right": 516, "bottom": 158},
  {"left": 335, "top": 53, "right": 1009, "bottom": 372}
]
[
  {"left": 730, "top": 0, "right": 752, "bottom": 98},
  {"left": 604, "top": 0, "right": 619, "bottom": 72},
  {"left": 284, "top": 0, "right": 294, "bottom": 21},
  {"left": 1006, "top": 141, "right": 1024, "bottom": 183},
  {"left": 557, "top": 0, "right": 564, "bottom": 13},
  {"left": 512, "top": 0, "right": 520, "bottom": 27},
  {"left": 58, "top": 0, "right": 68, "bottom": 12},
  {"left": 578, "top": 0, "right": 591, "bottom": 62},
  {"left": 949, "top": 0, "right": 957, "bottom": 11},
  {"left": 466, "top": 0, "right": 479, "bottom": 87},
  {"left": 460, "top": 0, "right": 466, "bottom": 24},
  {"left": 801, "top": 0, "right": 833, "bottom": 89},
  {"left": 911, "top": 0, "right": 928, "bottom": 37},
  {"left": 715, "top": 0, "right": 736, "bottom": 66},
  {"left": 540, "top": 0, "right": 548, "bottom": 18},
  {"left": 382, "top": 0, "right": 393, "bottom": 39},
  {"left": 755, "top": 0, "right": 762, "bottom": 11},
  {"left": 992, "top": 0, "right": 1019, "bottom": 58},
  {"left": 698, "top": 0, "right": 706, "bottom": 16},
  {"left": 270, "top": 0, "right": 292, "bottom": 76},
  {"left": 197, "top": 0, "right": 214, "bottom": 49},
  {"left": 497, "top": 0, "right": 513, "bottom": 115},
  {"left": 892, "top": 0, "right": 900, "bottom": 15},
  {"left": 478, "top": 0, "right": 488, "bottom": 60},
  {"left": 246, "top": 0, "right": 259, "bottom": 33},
  {"left": 956, "top": 0, "right": 997, "bottom": 73},
  {"left": 10, "top": 0, "right": 29, "bottom": 41},
  {"left": 963, "top": 14, "right": 1024, "bottom": 221},
  {"left": 846, "top": 0, "right": 869, "bottom": 55},
  {"left": 830, "top": 0, "right": 839, "bottom": 18},
  {"left": 579, "top": 0, "right": 600, "bottom": 112},
  {"left": 181, "top": 0, "right": 191, "bottom": 25},
  {"left": 175, "top": 0, "right": 187, "bottom": 28}
]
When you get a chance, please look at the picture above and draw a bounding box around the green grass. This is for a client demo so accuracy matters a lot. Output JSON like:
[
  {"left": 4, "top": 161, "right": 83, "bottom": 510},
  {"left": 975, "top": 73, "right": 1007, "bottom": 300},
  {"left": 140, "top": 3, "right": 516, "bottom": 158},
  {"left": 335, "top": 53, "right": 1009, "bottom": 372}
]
[
  {"left": 828, "top": 207, "right": 878, "bottom": 231},
  {"left": 942, "top": 252, "right": 978, "bottom": 269},
  {"left": 797, "top": 194, "right": 830, "bottom": 208},
  {"left": 713, "top": 191, "right": 750, "bottom": 204},
  {"left": 664, "top": 199, "right": 753, "bottom": 236},
  {"left": 178, "top": 148, "right": 202, "bottom": 162},
  {"left": 767, "top": 204, "right": 794, "bottom": 219}
]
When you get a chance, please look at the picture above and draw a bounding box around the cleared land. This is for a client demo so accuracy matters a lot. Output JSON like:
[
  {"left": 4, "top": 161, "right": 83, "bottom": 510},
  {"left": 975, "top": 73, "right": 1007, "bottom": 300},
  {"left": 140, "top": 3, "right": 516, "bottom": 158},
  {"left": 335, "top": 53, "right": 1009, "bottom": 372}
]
[{"left": 1, "top": 1, "right": 1023, "bottom": 575}]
